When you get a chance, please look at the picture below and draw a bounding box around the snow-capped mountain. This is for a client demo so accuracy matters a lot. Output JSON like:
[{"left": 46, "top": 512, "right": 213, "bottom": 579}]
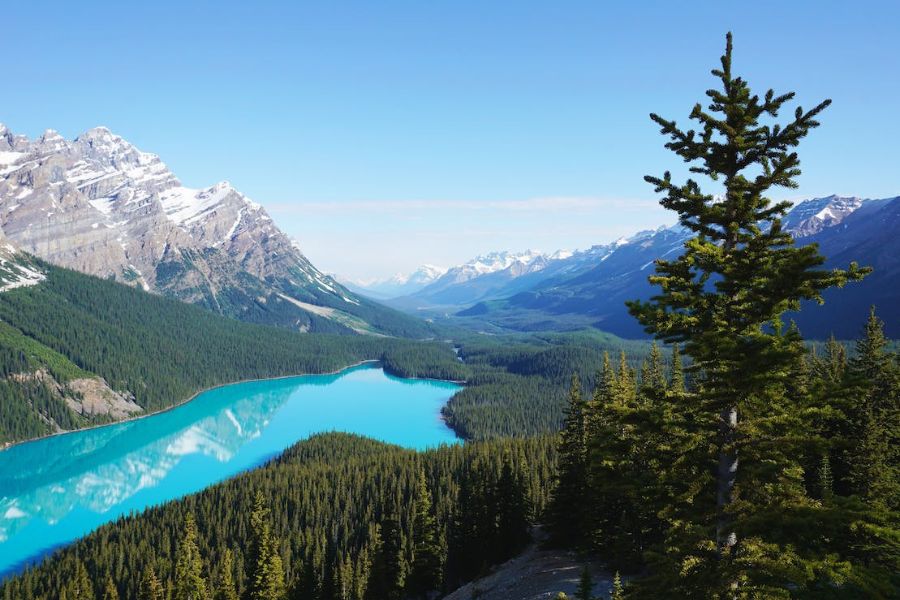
[
  {"left": 438, "top": 250, "right": 551, "bottom": 285},
  {"left": 783, "top": 195, "right": 865, "bottom": 237},
  {"left": 343, "top": 264, "right": 447, "bottom": 299},
  {"left": 437, "top": 196, "right": 900, "bottom": 338},
  {"left": 0, "top": 124, "right": 427, "bottom": 336},
  {"left": 386, "top": 249, "right": 566, "bottom": 308}
]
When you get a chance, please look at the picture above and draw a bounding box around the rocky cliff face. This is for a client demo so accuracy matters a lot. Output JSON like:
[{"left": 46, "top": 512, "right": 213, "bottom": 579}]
[{"left": 0, "top": 124, "right": 412, "bottom": 334}]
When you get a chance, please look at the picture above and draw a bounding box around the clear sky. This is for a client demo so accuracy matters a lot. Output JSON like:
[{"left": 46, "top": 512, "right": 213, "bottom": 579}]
[{"left": 4, "top": 1, "right": 898, "bottom": 280}]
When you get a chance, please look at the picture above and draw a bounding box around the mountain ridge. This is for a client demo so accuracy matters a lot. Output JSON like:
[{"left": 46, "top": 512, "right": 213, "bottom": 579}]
[
  {"left": 0, "top": 124, "right": 429, "bottom": 337},
  {"left": 387, "top": 195, "right": 897, "bottom": 338}
]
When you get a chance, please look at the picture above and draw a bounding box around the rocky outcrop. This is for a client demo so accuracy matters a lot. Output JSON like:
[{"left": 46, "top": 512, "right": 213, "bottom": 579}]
[
  {"left": 65, "top": 377, "right": 142, "bottom": 420},
  {"left": 8, "top": 369, "right": 142, "bottom": 427}
]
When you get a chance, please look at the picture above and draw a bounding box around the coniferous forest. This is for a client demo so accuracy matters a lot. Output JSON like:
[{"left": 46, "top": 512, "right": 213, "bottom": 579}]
[{"left": 0, "top": 32, "right": 898, "bottom": 600}]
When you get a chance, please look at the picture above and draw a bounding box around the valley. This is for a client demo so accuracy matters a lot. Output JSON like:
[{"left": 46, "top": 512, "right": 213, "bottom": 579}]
[
  {"left": 352, "top": 195, "right": 900, "bottom": 339},
  {"left": 0, "top": 9, "right": 897, "bottom": 599}
]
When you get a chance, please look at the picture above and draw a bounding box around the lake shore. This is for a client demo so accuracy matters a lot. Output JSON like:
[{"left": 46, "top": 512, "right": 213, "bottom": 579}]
[{"left": 0, "top": 359, "right": 384, "bottom": 452}]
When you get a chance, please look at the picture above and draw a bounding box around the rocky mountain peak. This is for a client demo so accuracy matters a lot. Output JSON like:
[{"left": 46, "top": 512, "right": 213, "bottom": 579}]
[
  {"left": 784, "top": 195, "right": 865, "bottom": 237},
  {"left": 0, "top": 124, "right": 399, "bottom": 334}
]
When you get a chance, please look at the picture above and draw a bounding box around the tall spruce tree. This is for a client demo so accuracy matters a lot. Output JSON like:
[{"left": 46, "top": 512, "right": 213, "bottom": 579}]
[
  {"left": 139, "top": 566, "right": 165, "bottom": 600},
  {"left": 248, "top": 492, "right": 287, "bottom": 600},
  {"left": 215, "top": 549, "right": 239, "bottom": 600},
  {"left": 101, "top": 576, "right": 119, "bottom": 600},
  {"left": 844, "top": 308, "right": 899, "bottom": 510},
  {"left": 67, "top": 559, "right": 94, "bottom": 600},
  {"left": 408, "top": 469, "right": 444, "bottom": 597},
  {"left": 627, "top": 32, "right": 868, "bottom": 595},
  {"left": 174, "top": 514, "right": 209, "bottom": 600},
  {"left": 575, "top": 566, "right": 594, "bottom": 600},
  {"left": 496, "top": 453, "right": 531, "bottom": 559},
  {"left": 549, "top": 374, "right": 589, "bottom": 546}
]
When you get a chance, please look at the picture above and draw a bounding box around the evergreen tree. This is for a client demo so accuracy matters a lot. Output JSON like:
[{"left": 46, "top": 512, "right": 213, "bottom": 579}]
[
  {"left": 139, "top": 566, "right": 165, "bottom": 600},
  {"left": 102, "top": 576, "right": 119, "bottom": 600},
  {"left": 627, "top": 32, "right": 868, "bottom": 595},
  {"left": 248, "top": 492, "right": 287, "bottom": 600},
  {"left": 215, "top": 549, "right": 239, "bottom": 600},
  {"left": 575, "top": 566, "right": 593, "bottom": 600},
  {"left": 844, "top": 308, "right": 899, "bottom": 510},
  {"left": 669, "top": 344, "right": 685, "bottom": 394},
  {"left": 174, "top": 514, "right": 209, "bottom": 600},
  {"left": 610, "top": 572, "right": 624, "bottom": 600},
  {"left": 496, "top": 453, "right": 530, "bottom": 558},
  {"left": 67, "top": 559, "right": 94, "bottom": 600},
  {"left": 366, "top": 515, "right": 406, "bottom": 600},
  {"left": 407, "top": 469, "right": 443, "bottom": 597},
  {"left": 643, "top": 342, "right": 667, "bottom": 394},
  {"left": 549, "top": 374, "right": 589, "bottom": 546}
]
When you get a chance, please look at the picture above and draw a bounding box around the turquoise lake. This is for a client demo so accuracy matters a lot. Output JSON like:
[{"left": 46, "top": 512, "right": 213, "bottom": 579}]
[{"left": 0, "top": 364, "right": 460, "bottom": 576}]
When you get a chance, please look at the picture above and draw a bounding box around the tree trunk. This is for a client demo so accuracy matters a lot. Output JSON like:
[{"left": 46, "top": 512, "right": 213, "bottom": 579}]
[{"left": 716, "top": 405, "right": 738, "bottom": 556}]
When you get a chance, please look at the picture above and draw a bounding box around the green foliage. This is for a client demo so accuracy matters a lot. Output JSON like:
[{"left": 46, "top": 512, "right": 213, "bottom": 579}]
[
  {"left": 248, "top": 492, "right": 287, "bottom": 600},
  {"left": 174, "top": 514, "right": 209, "bottom": 600},
  {"left": 139, "top": 566, "right": 166, "bottom": 600},
  {"left": 623, "top": 31, "right": 872, "bottom": 595},
  {"left": 407, "top": 469, "right": 444, "bottom": 597},
  {"left": 101, "top": 575, "right": 119, "bottom": 600},
  {"left": 610, "top": 571, "right": 624, "bottom": 600},
  {"left": 214, "top": 550, "right": 239, "bottom": 600},
  {"left": 575, "top": 566, "right": 593, "bottom": 600}
]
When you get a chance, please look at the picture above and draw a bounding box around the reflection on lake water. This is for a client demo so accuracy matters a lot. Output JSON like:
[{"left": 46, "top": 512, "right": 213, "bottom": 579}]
[{"left": 0, "top": 365, "right": 460, "bottom": 576}]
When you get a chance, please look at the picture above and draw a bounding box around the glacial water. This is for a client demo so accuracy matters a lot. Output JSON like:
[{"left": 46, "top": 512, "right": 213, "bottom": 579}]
[{"left": 0, "top": 364, "right": 460, "bottom": 576}]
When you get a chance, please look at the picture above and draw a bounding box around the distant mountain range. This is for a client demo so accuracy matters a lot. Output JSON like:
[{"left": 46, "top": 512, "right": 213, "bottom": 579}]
[
  {"left": 340, "top": 264, "right": 448, "bottom": 299},
  {"left": 378, "top": 195, "right": 899, "bottom": 338},
  {"left": 0, "top": 124, "right": 428, "bottom": 337}
]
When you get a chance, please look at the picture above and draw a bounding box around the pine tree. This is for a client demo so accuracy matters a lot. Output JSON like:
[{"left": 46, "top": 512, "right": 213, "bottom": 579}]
[
  {"left": 407, "top": 469, "right": 444, "bottom": 597},
  {"left": 575, "top": 566, "right": 593, "bottom": 600},
  {"left": 366, "top": 515, "right": 406, "bottom": 600},
  {"left": 643, "top": 342, "right": 667, "bottom": 394},
  {"left": 173, "top": 514, "right": 209, "bottom": 600},
  {"left": 669, "top": 344, "right": 685, "bottom": 394},
  {"left": 215, "top": 549, "right": 239, "bottom": 600},
  {"left": 844, "top": 308, "right": 899, "bottom": 510},
  {"left": 67, "top": 559, "right": 94, "bottom": 600},
  {"left": 248, "top": 492, "right": 287, "bottom": 600},
  {"left": 627, "top": 32, "right": 868, "bottom": 595},
  {"left": 610, "top": 571, "right": 624, "bottom": 600},
  {"left": 102, "top": 576, "right": 119, "bottom": 600},
  {"left": 139, "top": 566, "right": 165, "bottom": 600},
  {"left": 496, "top": 453, "right": 530, "bottom": 558},
  {"left": 549, "top": 374, "right": 589, "bottom": 546}
]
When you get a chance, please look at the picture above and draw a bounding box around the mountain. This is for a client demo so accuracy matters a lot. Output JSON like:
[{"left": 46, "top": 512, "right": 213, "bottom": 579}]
[
  {"left": 341, "top": 264, "right": 447, "bottom": 299},
  {"left": 425, "top": 196, "right": 898, "bottom": 338},
  {"left": 789, "top": 195, "right": 900, "bottom": 338},
  {"left": 0, "top": 124, "right": 429, "bottom": 337},
  {"left": 389, "top": 249, "right": 577, "bottom": 310}
]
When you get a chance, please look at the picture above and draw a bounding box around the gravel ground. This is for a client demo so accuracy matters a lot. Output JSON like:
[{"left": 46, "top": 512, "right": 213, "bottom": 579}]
[{"left": 441, "top": 536, "right": 613, "bottom": 600}]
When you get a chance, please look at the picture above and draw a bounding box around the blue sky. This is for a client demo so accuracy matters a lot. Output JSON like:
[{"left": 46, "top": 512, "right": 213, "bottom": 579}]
[{"left": 4, "top": 1, "right": 898, "bottom": 279}]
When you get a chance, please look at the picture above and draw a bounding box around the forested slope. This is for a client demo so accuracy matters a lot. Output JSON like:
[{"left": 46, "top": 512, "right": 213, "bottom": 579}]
[
  {"left": 0, "top": 432, "right": 557, "bottom": 600},
  {"left": 0, "top": 261, "right": 466, "bottom": 445}
]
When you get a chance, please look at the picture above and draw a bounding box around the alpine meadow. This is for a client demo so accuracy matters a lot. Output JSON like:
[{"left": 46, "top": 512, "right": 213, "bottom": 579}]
[{"left": 0, "top": 5, "right": 897, "bottom": 600}]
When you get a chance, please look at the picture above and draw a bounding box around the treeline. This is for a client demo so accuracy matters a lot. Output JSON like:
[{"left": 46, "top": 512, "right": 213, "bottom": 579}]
[
  {"left": 444, "top": 335, "right": 657, "bottom": 439},
  {"left": 0, "top": 433, "right": 557, "bottom": 600},
  {"left": 0, "top": 261, "right": 652, "bottom": 444},
  {"left": 0, "top": 264, "right": 467, "bottom": 444},
  {"left": 548, "top": 312, "right": 899, "bottom": 597}
]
